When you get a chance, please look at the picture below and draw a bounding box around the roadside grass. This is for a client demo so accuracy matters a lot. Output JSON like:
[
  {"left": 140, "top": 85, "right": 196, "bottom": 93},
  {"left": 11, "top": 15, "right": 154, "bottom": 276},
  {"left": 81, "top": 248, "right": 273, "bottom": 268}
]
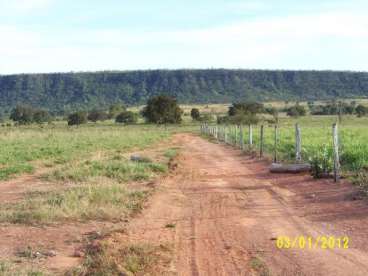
[
  {"left": 70, "top": 241, "right": 173, "bottom": 276},
  {"left": 164, "top": 148, "right": 180, "bottom": 159},
  {"left": 0, "top": 128, "right": 176, "bottom": 225},
  {"left": 0, "top": 261, "right": 44, "bottom": 276},
  {"left": 45, "top": 159, "right": 167, "bottom": 183},
  {"left": 249, "top": 256, "right": 271, "bottom": 276},
  {"left": 0, "top": 180, "right": 148, "bottom": 224}
]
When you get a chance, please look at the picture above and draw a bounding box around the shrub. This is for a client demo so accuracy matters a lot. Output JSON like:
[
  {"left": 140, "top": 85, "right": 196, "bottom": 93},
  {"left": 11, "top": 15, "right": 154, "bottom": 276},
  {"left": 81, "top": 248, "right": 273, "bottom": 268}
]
[
  {"left": 116, "top": 111, "right": 138, "bottom": 124},
  {"left": 228, "top": 102, "right": 264, "bottom": 116},
  {"left": 109, "top": 104, "right": 126, "bottom": 119},
  {"left": 142, "top": 95, "right": 183, "bottom": 124},
  {"left": 308, "top": 145, "right": 333, "bottom": 178},
  {"left": 356, "top": 105, "right": 368, "bottom": 117},
  {"left": 190, "top": 108, "right": 200, "bottom": 121},
  {"left": 88, "top": 110, "right": 108, "bottom": 122},
  {"left": 33, "top": 109, "right": 52, "bottom": 124},
  {"left": 10, "top": 105, "right": 35, "bottom": 125},
  {"left": 68, "top": 111, "right": 88, "bottom": 126},
  {"left": 286, "top": 105, "right": 306, "bottom": 117},
  {"left": 10, "top": 105, "right": 52, "bottom": 124}
]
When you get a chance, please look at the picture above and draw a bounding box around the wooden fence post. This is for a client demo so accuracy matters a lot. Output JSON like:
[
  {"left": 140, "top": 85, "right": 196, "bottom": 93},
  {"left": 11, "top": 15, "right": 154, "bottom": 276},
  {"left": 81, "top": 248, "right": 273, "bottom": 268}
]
[
  {"left": 274, "top": 125, "right": 278, "bottom": 163},
  {"left": 225, "top": 126, "right": 228, "bottom": 144},
  {"left": 249, "top": 125, "right": 253, "bottom": 150},
  {"left": 332, "top": 123, "right": 340, "bottom": 182},
  {"left": 234, "top": 125, "right": 237, "bottom": 146},
  {"left": 295, "top": 123, "right": 302, "bottom": 162},
  {"left": 240, "top": 125, "right": 244, "bottom": 150},
  {"left": 260, "top": 125, "right": 264, "bottom": 158}
]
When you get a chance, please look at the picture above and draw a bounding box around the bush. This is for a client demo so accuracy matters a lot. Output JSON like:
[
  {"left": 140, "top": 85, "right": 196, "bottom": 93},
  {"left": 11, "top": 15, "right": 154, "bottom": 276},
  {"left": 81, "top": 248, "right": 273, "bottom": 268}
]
[
  {"left": 33, "top": 110, "right": 52, "bottom": 124},
  {"left": 308, "top": 145, "right": 333, "bottom": 179},
  {"left": 109, "top": 104, "right": 126, "bottom": 119},
  {"left": 88, "top": 110, "right": 108, "bottom": 122},
  {"left": 228, "top": 102, "right": 264, "bottom": 116},
  {"left": 10, "top": 105, "right": 35, "bottom": 125},
  {"left": 142, "top": 95, "right": 183, "bottom": 124},
  {"left": 190, "top": 108, "right": 200, "bottom": 121},
  {"left": 356, "top": 105, "right": 368, "bottom": 117},
  {"left": 68, "top": 111, "right": 88, "bottom": 126},
  {"left": 286, "top": 105, "right": 306, "bottom": 117},
  {"left": 225, "top": 102, "right": 263, "bottom": 125},
  {"left": 115, "top": 111, "right": 138, "bottom": 124},
  {"left": 10, "top": 105, "right": 52, "bottom": 125}
]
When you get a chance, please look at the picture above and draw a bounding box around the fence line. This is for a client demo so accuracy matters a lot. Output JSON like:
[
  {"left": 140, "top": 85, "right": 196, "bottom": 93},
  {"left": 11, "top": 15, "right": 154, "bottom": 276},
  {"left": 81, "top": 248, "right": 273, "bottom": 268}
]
[{"left": 200, "top": 122, "right": 341, "bottom": 181}]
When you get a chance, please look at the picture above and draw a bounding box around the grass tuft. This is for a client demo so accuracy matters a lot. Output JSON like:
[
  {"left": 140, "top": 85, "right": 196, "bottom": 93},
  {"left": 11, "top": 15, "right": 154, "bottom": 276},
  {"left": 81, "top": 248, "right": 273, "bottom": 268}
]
[{"left": 71, "top": 241, "right": 172, "bottom": 276}]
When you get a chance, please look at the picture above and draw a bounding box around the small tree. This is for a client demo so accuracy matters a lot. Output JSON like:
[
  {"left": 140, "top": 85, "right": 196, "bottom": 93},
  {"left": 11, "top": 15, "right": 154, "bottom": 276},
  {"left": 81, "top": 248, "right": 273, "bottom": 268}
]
[
  {"left": 109, "top": 104, "right": 126, "bottom": 119},
  {"left": 142, "top": 95, "right": 183, "bottom": 124},
  {"left": 88, "top": 110, "right": 108, "bottom": 122},
  {"left": 33, "top": 109, "right": 52, "bottom": 124},
  {"left": 10, "top": 105, "right": 34, "bottom": 125},
  {"left": 229, "top": 113, "right": 260, "bottom": 125},
  {"left": 190, "top": 108, "right": 201, "bottom": 121},
  {"left": 356, "top": 105, "right": 368, "bottom": 117},
  {"left": 68, "top": 111, "right": 87, "bottom": 126},
  {"left": 286, "top": 105, "right": 306, "bottom": 117},
  {"left": 115, "top": 111, "right": 138, "bottom": 124},
  {"left": 228, "top": 102, "right": 264, "bottom": 116}
]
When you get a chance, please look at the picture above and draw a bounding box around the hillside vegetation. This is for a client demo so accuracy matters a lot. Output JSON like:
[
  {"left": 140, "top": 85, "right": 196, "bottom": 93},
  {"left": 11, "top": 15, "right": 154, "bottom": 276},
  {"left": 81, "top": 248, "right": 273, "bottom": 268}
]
[{"left": 1, "top": 69, "right": 368, "bottom": 114}]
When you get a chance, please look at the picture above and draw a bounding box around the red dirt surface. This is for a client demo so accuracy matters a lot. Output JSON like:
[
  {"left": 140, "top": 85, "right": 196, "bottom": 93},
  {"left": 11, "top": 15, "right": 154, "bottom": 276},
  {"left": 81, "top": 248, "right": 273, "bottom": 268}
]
[{"left": 125, "top": 133, "right": 368, "bottom": 275}]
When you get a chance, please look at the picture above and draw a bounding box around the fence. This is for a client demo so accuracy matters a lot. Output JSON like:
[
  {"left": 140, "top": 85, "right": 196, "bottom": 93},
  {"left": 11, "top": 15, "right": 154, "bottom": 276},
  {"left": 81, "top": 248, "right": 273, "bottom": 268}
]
[{"left": 200, "top": 123, "right": 341, "bottom": 182}]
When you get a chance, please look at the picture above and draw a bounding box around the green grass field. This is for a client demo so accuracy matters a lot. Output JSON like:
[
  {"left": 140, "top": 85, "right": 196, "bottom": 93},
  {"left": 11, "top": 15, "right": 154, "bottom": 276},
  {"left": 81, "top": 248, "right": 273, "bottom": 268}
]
[{"left": 0, "top": 124, "right": 181, "bottom": 180}]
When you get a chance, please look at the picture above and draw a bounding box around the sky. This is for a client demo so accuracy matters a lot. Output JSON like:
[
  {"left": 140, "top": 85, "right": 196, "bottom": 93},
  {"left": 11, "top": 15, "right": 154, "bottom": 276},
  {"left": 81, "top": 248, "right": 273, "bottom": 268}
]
[{"left": 0, "top": 0, "right": 367, "bottom": 74}]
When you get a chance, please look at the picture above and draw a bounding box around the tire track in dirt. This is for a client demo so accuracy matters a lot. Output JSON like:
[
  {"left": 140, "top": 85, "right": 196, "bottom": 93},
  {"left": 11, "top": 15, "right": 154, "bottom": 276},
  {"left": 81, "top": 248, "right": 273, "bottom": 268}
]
[{"left": 124, "top": 133, "right": 368, "bottom": 276}]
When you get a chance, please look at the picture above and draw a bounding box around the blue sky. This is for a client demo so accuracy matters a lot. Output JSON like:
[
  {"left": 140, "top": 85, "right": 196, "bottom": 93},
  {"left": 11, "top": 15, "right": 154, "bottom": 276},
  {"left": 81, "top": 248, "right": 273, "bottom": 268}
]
[{"left": 0, "top": 0, "right": 367, "bottom": 74}]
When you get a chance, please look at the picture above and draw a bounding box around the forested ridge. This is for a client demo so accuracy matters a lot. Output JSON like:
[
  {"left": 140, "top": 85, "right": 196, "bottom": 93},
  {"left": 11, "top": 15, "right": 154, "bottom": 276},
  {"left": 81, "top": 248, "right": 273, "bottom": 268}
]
[{"left": 0, "top": 69, "right": 368, "bottom": 114}]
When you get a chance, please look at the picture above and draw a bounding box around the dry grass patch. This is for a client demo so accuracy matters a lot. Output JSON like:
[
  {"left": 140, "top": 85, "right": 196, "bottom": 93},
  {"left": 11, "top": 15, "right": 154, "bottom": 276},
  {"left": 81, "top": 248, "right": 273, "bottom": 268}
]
[{"left": 69, "top": 239, "right": 173, "bottom": 276}]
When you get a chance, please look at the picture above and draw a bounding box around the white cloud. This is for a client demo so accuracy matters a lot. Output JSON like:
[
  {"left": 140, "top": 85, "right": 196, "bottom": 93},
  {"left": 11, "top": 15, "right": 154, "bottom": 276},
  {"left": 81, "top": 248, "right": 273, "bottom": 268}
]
[
  {"left": 0, "top": 9, "right": 368, "bottom": 74},
  {"left": 0, "top": 0, "right": 53, "bottom": 14}
]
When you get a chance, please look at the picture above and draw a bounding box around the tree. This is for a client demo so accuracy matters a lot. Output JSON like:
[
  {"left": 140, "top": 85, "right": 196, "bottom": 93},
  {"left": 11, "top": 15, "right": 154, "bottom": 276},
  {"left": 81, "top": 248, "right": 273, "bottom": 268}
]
[
  {"left": 68, "top": 111, "right": 87, "bottom": 126},
  {"left": 115, "top": 111, "right": 138, "bottom": 124},
  {"left": 10, "top": 105, "right": 34, "bottom": 125},
  {"left": 88, "top": 110, "right": 108, "bottom": 122},
  {"left": 33, "top": 109, "right": 52, "bottom": 124},
  {"left": 190, "top": 108, "right": 200, "bottom": 121},
  {"left": 142, "top": 95, "right": 183, "bottom": 124},
  {"left": 356, "top": 105, "right": 368, "bottom": 117},
  {"left": 229, "top": 113, "right": 260, "bottom": 125},
  {"left": 228, "top": 102, "right": 264, "bottom": 116},
  {"left": 286, "top": 105, "right": 306, "bottom": 117},
  {"left": 109, "top": 104, "right": 126, "bottom": 119}
]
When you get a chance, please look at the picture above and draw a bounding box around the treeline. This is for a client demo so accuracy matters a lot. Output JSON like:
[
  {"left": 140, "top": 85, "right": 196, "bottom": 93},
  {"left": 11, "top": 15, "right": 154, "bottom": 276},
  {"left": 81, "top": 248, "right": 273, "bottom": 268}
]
[
  {"left": 1, "top": 69, "right": 368, "bottom": 113},
  {"left": 309, "top": 101, "right": 368, "bottom": 117},
  {"left": 6, "top": 96, "right": 183, "bottom": 126},
  {"left": 6, "top": 103, "right": 135, "bottom": 125}
]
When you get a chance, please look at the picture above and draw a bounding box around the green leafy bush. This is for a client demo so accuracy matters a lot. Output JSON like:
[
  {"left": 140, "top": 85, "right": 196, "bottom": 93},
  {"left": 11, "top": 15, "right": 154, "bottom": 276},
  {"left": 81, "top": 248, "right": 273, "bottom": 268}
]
[{"left": 308, "top": 145, "right": 333, "bottom": 178}]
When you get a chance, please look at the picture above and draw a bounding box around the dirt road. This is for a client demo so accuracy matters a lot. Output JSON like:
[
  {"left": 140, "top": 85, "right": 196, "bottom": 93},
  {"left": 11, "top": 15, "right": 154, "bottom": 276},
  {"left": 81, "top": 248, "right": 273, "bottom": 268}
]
[{"left": 127, "top": 134, "right": 368, "bottom": 275}]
